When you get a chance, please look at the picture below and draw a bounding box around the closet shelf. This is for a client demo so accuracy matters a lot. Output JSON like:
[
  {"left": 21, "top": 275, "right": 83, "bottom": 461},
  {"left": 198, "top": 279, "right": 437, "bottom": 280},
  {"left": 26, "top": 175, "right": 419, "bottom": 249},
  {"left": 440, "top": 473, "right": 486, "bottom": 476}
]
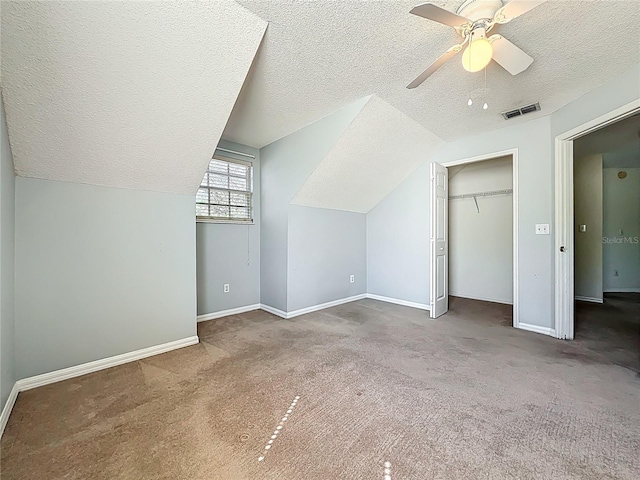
[{"left": 449, "top": 189, "right": 513, "bottom": 200}]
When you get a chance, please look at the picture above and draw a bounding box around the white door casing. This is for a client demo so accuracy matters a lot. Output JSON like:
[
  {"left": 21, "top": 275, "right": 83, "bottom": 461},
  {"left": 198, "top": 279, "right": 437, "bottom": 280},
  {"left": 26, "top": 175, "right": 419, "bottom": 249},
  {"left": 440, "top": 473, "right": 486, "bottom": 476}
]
[
  {"left": 430, "top": 162, "right": 449, "bottom": 318},
  {"left": 554, "top": 99, "right": 640, "bottom": 340}
]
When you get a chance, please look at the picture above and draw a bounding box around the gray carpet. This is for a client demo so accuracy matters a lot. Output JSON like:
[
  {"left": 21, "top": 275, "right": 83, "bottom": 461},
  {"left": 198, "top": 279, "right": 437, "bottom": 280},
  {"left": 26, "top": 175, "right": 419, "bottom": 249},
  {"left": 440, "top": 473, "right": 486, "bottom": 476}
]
[{"left": 2, "top": 296, "right": 639, "bottom": 479}]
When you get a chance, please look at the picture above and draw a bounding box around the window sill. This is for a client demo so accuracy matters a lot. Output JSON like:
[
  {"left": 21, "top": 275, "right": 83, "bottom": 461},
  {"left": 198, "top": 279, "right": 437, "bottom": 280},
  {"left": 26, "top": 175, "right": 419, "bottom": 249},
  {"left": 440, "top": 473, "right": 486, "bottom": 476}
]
[{"left": 196, "top": 218, "right": 255, "bottom": 225}]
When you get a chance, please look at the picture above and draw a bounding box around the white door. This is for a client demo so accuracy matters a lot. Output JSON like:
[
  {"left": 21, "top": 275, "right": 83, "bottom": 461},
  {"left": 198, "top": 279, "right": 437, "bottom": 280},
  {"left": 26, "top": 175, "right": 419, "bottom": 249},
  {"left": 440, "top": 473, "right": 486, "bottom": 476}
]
[{"left": 430, "top": 162, "right": 448, "bottom": 318}]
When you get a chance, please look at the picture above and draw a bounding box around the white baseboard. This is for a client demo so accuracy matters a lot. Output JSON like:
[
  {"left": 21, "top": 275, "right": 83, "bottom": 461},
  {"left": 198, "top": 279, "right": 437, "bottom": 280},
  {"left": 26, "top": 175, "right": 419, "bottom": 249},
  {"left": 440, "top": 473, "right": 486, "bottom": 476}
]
[
  {"left": 197, "top": 304, "right": 260, "bottom": 322},
  {"left": 0, "top": 335, "right": 199, "bottom": 440},
  {"left": 603, "top": 288, "right": 640, "bottom": 293},
  {"left": 575, "top": 296, "right": 603, "bottom": 304},
  {"left": 261, "top": 294, "right": 431, "bottom": 319},
  {"left": 517, "top": 322, "right": 556, "bottom": 338},
  {"left": 260, "top": 304, "right": 288, "bottom": 318},
  {"left": 260, "top": 295, "right": 368, "bottom": 320},
  {"left": 16, "top": 336, "right": 199, "bottom": 392},
  {"left": 0, "top": 383, "right": 20, "bottom": 438},
  {"left": 286, "top": 294, "right": 367, "bottom": 318},
  {"left": 365, "top": 294, "right": 430, "bottom": 311},
  {"left": 449, "top": 293, "right": 513, "bottom": 305}
]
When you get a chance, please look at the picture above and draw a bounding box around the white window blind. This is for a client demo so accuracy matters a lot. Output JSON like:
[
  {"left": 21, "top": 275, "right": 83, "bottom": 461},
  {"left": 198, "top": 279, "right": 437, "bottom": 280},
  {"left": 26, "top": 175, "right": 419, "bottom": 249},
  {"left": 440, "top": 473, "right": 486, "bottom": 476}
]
[{"left": 196, "top": 155, "right": 253, "bottom": 223}]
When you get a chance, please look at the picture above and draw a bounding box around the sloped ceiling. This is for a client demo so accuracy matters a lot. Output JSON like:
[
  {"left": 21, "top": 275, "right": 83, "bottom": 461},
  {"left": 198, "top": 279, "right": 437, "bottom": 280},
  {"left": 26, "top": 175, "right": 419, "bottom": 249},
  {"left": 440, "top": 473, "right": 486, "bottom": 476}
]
[
  {"left": 291, "top": 95, "right": 443, "bottom": 213},
  {"left": 225, "top": 0, "right": 640, "bottom": 148},
  {"left": 1, "top": 1, "right": 267, "bottom": 195}
]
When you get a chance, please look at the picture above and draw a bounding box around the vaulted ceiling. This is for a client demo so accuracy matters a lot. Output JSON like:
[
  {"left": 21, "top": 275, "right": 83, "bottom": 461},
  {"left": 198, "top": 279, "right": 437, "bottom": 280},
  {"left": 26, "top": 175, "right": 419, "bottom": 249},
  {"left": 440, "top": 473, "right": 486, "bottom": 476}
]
[
  {"left": 2, "top": 1, "right": 639, "bottom": 200},
  {"left": 292, "top": 95, "right": 443, "bottom": 213},
  {"left": 224, "top": 0, "right": 640, "bottom": 148},
  {"left": 1, "top": 1, "right": 266, "bottom": 194}
]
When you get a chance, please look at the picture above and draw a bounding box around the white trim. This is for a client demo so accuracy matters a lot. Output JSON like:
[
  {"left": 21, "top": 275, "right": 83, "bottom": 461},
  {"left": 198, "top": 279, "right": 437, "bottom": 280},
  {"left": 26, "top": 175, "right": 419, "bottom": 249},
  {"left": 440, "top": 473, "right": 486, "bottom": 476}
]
[
  {"left": 517, "top": 322, "right": 556, "bottom": 337},
  {"left": 16, "top": 336, "right": 199, "bottom": 392},
  {"left": 449, "top": 293, "right": 513, "bottom": 305},
  {"left": 0, "top": 336, "right": 199, "bottom": 439},
  {"left": 439, "top": 148, "right": 520, "bottom": 329},
  {"left": 260, "top": 304, "right": 288, "bottom": 319},
  {"left": 575, "top": 296, "right": 603, "bottom": 304},
  {"left": 0, "top": 383, "right": 20, "bottom": 438},
  {"left": 555, "top": 136, "right": 575, "bottom": 340},
  {"left": 286, "top": 294, "right": 367, "bottom": 319},
  {"left": 441, "top": 148, "right": 518, "bottom": 168},
  {"left": 197, "top": 304, "right": 260, "bottom": 322},
  {"left": 554, "top": 99, "right": 640, "bottom": 340},
  {"left": 215, "top": 147, "right": 256, "bottom": 160},
  {"left": 557, "top": 100, "right": 640, "bottom": 141},
  {"left": 603, "top": 288, "right": 640, "bottom": 293},
  {"left": 260, "top": 295, "right": 368, "bottom": 319},
  {"left": 366, "top": 294, "right": 430, "bottom": 311}
]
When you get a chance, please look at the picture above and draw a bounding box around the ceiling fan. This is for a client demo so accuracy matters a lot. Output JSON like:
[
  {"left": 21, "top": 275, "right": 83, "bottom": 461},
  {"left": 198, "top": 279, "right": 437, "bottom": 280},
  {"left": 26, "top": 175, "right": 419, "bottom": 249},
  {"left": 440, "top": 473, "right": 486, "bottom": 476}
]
[{"left": 407, "top": 0, "right": 547, "bottom": 89}]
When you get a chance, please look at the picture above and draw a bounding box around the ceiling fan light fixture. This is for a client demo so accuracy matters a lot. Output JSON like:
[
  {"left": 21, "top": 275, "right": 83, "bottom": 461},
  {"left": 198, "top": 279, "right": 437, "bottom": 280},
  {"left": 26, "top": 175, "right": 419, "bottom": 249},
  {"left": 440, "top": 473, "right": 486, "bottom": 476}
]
[{"left": 461, "top": 32, "right": 493, "bottom": 72}]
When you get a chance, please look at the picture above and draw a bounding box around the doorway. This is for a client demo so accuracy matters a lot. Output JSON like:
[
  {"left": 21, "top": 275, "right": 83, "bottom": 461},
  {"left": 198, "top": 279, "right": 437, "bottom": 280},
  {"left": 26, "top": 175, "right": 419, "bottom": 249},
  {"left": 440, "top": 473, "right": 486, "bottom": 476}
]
[
  {"left": 572, "top": 113, "right": 640, "bottom": 358},
  {"left": 554, "top": 99, "right": 640, "bottom": 339},
  {"left": 429, "top": 149, "right": 519, "bottom": 329}
]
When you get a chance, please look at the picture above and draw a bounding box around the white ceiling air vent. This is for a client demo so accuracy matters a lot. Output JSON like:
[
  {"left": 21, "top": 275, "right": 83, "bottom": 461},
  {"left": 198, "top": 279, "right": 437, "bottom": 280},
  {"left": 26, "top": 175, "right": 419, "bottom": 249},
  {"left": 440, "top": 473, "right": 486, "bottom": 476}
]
[{"left": 501, "top": 102, "right": 541, "bottom": 120}]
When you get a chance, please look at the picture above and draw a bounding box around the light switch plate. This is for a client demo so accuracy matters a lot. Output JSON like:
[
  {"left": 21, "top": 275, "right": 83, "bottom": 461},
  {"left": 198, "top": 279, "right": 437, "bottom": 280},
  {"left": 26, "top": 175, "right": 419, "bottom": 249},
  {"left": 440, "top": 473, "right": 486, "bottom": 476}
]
[
  {"left": 579, "top": 224, "right": 587, "bottom": 233},
  {"left": 535, "top": 224, "right": 550, "bottom": 235}
]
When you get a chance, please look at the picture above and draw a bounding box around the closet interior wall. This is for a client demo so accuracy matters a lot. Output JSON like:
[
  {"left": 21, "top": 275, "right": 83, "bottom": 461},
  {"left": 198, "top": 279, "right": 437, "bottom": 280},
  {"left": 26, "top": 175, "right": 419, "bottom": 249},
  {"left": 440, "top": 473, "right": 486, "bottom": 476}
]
[{"left": 449, "top": 156, "right": 514, "bottom": 305}]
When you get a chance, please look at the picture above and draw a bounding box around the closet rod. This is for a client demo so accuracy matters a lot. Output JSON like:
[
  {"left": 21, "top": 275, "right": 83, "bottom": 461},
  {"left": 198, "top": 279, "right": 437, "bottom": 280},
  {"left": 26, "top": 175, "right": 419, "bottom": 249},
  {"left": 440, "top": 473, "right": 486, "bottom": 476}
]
[
  {"left": 215, "top": 147, "right": 256, "bottom": 159},
  {"left": 449, "top": 188, "right": 513, "bottom": 200}
]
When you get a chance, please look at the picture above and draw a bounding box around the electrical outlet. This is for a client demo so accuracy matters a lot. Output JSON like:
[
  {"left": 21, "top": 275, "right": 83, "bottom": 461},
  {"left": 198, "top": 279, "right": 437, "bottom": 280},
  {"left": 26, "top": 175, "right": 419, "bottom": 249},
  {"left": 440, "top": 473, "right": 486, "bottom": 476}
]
[
  {"left": 223, "top": 283, "right": 230, "bottom": 293},
  {"left": 350, "top": 274, "right": 355, "bottom": 283}
]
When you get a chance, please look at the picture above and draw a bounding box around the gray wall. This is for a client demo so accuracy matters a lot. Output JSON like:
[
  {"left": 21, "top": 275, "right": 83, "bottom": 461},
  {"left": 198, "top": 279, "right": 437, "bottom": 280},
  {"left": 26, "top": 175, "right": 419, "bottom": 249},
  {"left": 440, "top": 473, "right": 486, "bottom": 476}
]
[
  {"left": 196, "top": 140, "right": 260, "bottom": 315},
  {"left": 574, "top": 154, "right": 603, "bottom": 301},
  {"left": 15, "top": 178, "right": 197, "bottom": 379},
  {"left": 367, "top": 162, "right": 431, "bottom": 305},
  {"left": 368, "top": 116, "right": 553, "bottom": 326},
  {"left": 434, "top": 117, "right": 553, "bottom": 328},
  {"left": 288, "top": 206, "right": 366, "bottom": 311},
  {"left": 366, "top": 64, "right": 640, "bottom": 331},
  {"left": 550, "top": 64, "right": 640, "bottom": 138},
  {"left": 260, "top": 97, "right": 368, "bottom": 311},
  {"left": 603, "top": 167, "right": 640, "bottom": 292},
  {"left": 1, "top": 96, "right": 16, "bottom": 408},
  {"left": 449, "top": 157, "right": 513, "bottom": 304}
]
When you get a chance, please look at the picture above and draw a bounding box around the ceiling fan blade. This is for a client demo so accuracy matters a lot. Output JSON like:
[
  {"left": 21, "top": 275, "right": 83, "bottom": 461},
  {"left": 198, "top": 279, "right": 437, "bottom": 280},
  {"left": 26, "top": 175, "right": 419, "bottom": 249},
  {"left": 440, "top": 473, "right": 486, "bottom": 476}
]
[
  {"left": 489, "top": 35, "right": 533, "bottom": 75},
  {"left": 407, "top": 44, "right": 464, "bottom": 89},
  {"left": 410, "top": 2, "right": 470, "bottom": 28},
  {"left": 494, "top": 0, "right": 548, "bottom": 24}
]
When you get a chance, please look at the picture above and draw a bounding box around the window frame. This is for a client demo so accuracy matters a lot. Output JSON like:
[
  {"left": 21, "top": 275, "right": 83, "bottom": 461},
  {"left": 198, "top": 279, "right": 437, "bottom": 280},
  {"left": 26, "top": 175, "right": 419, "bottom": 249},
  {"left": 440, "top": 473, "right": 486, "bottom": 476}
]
[{"left": 196, "top": 154, "right": 254, "bottom": 224}]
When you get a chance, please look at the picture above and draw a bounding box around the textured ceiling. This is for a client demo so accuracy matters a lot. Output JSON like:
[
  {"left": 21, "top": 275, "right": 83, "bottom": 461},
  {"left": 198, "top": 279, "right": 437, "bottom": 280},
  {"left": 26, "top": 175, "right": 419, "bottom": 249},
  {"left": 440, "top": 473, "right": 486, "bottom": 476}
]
[
  {"left": 291, "top": 95, "right": 443, "bottom": 213},
  {"left": 1, "top": 1, "right": 266, "bottom": 194},
  {"left": 224, "top": 0, "right": 640, "bottom": 148}
]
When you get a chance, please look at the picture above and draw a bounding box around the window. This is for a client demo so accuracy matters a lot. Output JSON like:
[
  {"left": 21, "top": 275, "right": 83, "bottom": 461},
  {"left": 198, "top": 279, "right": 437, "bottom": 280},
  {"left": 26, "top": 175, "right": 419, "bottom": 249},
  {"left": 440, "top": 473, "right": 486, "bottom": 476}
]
[{"left": 196, "top": 155, "right": 253, "bottom": 223}]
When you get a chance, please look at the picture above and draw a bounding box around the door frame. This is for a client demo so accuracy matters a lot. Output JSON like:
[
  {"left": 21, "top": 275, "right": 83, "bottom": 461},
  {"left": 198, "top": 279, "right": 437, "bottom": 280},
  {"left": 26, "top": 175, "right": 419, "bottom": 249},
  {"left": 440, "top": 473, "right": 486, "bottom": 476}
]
[
  {"left": 554, "top": 99, "right": 640, "bottom": 340},
  {"left": 440, "top": 148, "right": 519, "bottom": 329}
]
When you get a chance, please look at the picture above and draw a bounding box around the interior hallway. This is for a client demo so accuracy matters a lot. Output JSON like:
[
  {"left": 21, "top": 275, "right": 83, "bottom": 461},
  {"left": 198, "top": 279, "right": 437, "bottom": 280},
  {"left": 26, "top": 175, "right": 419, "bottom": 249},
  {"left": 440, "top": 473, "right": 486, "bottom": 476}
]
[
  {"left": 575, "top": 293, "right": 640, "bottom": 374},
  {"left": 2, "top": 298, "right": 639, "bottom": 479}
]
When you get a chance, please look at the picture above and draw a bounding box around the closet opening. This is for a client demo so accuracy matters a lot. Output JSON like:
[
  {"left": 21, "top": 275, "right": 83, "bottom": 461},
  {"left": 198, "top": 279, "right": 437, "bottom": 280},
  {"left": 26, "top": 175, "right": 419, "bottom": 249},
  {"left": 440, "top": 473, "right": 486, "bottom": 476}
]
[{"left": 435, "top": 153, "right": 517, "bottom": 328}]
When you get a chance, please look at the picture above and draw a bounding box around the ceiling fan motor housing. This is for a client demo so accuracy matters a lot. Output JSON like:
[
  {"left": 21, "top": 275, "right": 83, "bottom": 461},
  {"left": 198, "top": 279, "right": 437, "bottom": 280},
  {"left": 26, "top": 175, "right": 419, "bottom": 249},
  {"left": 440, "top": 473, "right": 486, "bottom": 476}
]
[{"left": 456, "top": 0, "right": 503, "bottom": 21}]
